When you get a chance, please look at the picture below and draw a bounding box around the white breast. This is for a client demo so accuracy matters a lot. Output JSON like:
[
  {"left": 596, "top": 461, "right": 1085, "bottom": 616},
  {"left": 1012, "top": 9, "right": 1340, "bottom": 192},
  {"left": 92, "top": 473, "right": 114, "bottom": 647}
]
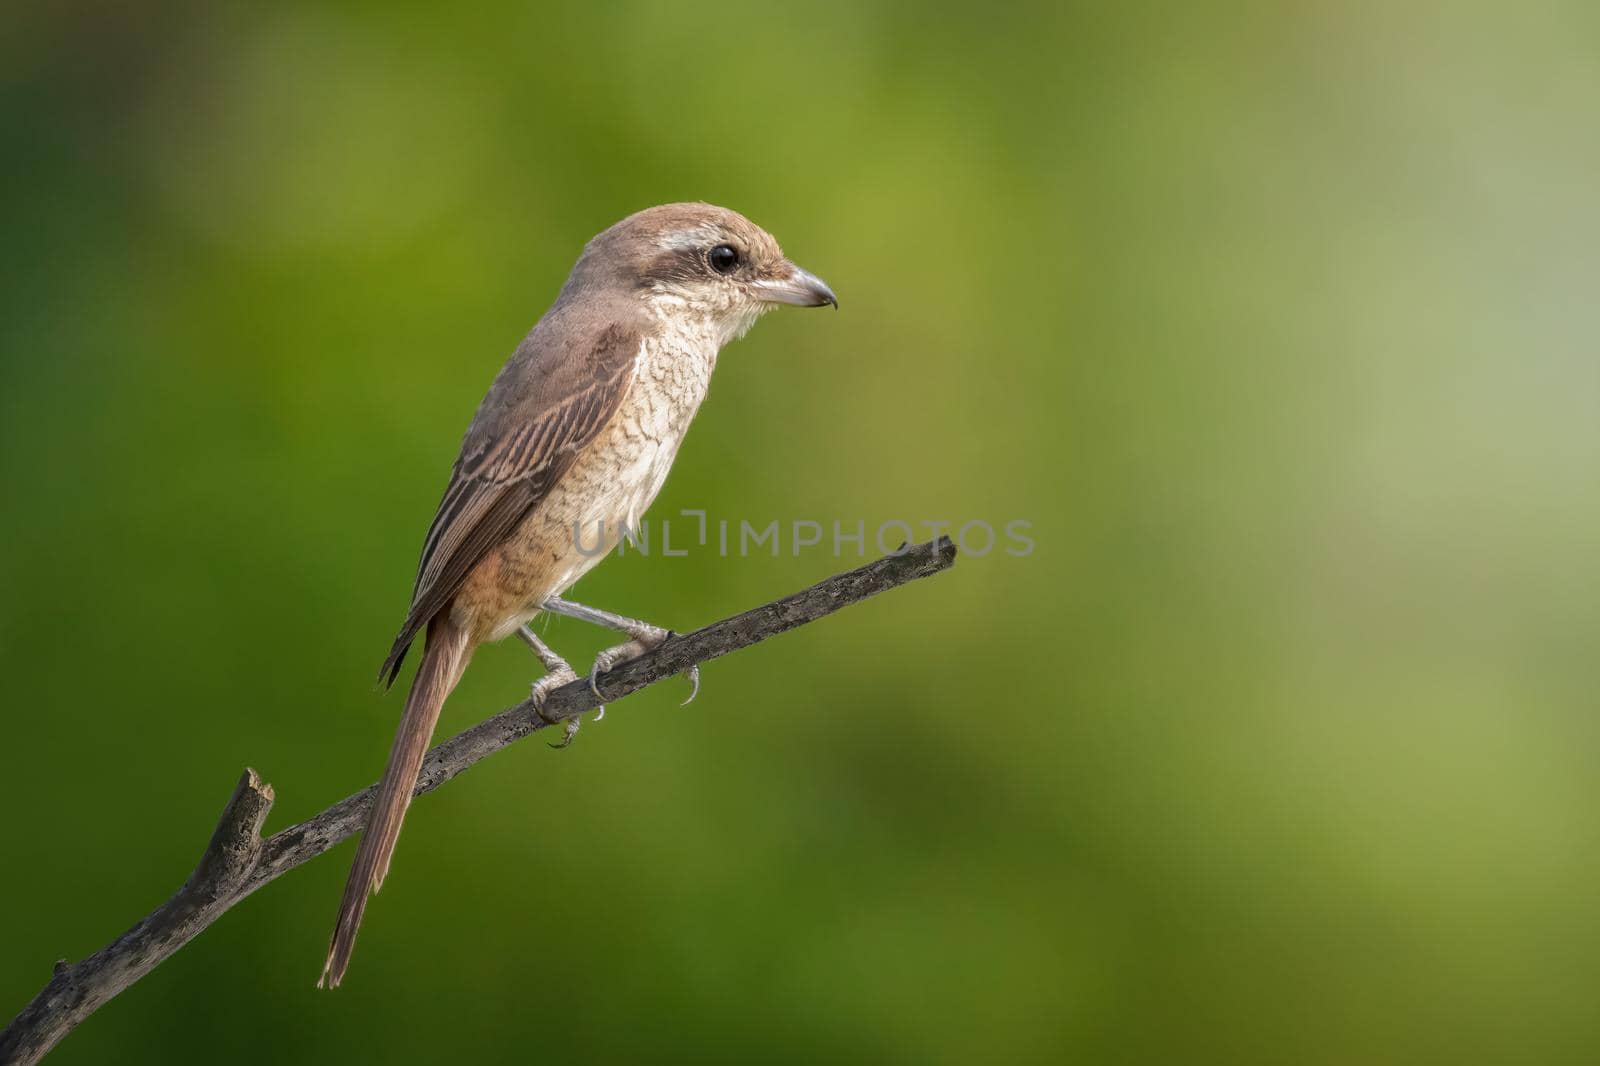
[
  {"left": 543, "top": 326, "right": 719, "bottom": 595},
  {"left": 614, "top": 329, "right": 718, "bottom": 529}
]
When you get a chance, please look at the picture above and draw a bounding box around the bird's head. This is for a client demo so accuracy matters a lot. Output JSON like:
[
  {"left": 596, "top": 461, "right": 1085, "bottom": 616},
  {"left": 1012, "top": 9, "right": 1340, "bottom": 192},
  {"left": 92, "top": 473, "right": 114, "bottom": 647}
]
[{"left": 564, "top": 203, "right": 837, "bottom": 345}]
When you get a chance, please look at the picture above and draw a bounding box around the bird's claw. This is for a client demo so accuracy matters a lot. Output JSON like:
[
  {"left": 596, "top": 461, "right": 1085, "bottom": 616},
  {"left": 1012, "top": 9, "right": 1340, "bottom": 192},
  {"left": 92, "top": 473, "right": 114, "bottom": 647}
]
[
  {"left": 655, "top": 632, "right": 700, "bottom": 706},
  {"left": 531, "top": 664, "right": 592, "bottom": 750},
  {"left": 588, "top": 632, "right": 702, "bottom": 706},
  {"left": 548, "top": 716, "right": 581, "bottom": 750},
  {"left": 530, "top": 664, "right": 578, "bottom": 716},
  {"left": 587, "top": 639, "right": 645, "bottom": 699}
]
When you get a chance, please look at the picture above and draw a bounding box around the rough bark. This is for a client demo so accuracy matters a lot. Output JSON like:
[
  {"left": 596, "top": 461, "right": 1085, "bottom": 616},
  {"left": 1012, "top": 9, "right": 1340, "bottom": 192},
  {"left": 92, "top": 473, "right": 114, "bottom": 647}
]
[{"left": 0, "top": 538, "right": 957, "bottom": 1064}]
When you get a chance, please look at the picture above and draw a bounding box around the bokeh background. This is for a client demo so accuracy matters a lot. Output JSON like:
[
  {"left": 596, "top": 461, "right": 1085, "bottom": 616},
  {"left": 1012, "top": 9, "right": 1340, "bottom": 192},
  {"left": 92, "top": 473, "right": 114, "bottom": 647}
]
[{"left": 4, "top": 2, "right": 1598, "bottom": 1063}]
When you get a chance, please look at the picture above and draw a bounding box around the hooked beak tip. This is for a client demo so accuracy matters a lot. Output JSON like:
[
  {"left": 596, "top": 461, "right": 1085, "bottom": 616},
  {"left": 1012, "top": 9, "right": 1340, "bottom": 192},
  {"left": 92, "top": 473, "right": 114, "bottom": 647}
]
[{"left": 809, "top": 272, "right": 839, "bottom": 310}]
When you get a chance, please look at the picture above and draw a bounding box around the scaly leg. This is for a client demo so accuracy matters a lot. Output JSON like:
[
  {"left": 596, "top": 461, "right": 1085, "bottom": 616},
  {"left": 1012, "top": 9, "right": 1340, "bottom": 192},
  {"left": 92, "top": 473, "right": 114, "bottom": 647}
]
[
  {"left": 541, "top": 596, "right": 700, "bottom": 705},
  {"left": 517, "top": 625, "right": 586, "bottom": 748}
]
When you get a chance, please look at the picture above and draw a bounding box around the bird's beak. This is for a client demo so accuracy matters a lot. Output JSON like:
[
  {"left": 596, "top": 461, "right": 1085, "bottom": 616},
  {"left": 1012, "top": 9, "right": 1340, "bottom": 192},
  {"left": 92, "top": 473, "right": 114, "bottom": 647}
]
[{"left": 753, "top": 262, "right": 838, "bottom": 308}]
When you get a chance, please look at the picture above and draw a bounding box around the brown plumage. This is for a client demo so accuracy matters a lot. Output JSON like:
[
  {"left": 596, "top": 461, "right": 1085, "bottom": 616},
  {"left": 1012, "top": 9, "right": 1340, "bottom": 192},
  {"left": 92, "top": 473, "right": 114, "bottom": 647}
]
[
  {"left": 377, "top": 317, "right": 638, "bottom": 688},
  {"left": 320, "top": 203, "right": 836, "bottom": 987}
]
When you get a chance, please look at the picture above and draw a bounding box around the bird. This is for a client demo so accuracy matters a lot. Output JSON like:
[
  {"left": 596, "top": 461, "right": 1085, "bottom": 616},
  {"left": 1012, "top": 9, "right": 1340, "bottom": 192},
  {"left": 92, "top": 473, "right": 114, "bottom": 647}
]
[{"left": 319, "top": 203, "right": 837, "bottom": 988}]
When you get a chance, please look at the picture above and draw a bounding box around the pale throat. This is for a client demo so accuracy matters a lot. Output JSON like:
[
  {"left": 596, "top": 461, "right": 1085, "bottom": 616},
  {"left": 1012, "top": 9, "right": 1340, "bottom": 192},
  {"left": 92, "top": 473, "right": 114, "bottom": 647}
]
[{"left": 642, "top": 283, "right": 770, "bottom": 350}]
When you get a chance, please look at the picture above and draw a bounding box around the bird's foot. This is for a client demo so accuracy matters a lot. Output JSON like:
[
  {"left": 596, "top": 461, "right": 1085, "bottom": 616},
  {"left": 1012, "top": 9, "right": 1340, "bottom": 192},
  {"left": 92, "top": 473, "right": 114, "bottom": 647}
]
[
  {"left": 538, "top": 598, "right": 700, "bottom": 706},
  {"left": 521, "top": 624, "right": 591, "bottom": 749},
  {"left": 587, "top": 629, "right": 700, "bottom": 706},
  {"left": 530, "top": 663, "right": 586, "bottom": 749},
  {"left": 587, "top": 638, "right": 643, "bottom": 698}
]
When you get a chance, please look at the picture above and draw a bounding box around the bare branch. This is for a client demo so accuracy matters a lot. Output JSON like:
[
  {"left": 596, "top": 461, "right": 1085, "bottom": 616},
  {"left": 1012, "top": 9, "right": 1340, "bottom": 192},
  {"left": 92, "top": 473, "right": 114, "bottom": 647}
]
[
  {"left": 0, "top": 770, "right": 276, "bottom": 1066},
  {"left": 0, "top": 538, "right": 958, "bottom": 1064}
]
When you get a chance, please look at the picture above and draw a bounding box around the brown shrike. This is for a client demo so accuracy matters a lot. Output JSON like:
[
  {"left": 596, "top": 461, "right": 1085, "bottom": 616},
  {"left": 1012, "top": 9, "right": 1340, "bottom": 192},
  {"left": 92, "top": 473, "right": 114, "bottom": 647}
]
[{"left": 320, "top": 203, "right": 837, "bottom": 987}]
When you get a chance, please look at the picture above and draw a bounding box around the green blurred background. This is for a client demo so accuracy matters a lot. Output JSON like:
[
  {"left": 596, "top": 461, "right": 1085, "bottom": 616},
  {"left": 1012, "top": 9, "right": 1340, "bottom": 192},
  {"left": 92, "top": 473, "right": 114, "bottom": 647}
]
[{"left": 4, "top": 2, "right": 1598, "bottom": 1062}]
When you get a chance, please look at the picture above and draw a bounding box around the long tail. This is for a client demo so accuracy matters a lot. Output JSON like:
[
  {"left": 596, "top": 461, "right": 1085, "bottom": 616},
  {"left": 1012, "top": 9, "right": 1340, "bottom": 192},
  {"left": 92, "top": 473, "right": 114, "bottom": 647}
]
[{"left": 320, "top": 617, "right": 471, "bottom": 988}]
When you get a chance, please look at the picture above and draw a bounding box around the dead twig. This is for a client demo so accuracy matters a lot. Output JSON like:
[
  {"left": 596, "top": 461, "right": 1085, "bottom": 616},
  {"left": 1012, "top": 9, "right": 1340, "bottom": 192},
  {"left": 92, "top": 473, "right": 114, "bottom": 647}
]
[{"left": 0, "top": 538, "right": 958, "bottom": 1065}]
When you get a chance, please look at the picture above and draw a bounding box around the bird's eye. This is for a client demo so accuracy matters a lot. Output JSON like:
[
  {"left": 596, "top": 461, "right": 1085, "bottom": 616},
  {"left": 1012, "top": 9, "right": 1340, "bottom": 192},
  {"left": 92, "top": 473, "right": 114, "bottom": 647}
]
[{"left": 707, "top": 244, "right": 740, "bottom": 274}]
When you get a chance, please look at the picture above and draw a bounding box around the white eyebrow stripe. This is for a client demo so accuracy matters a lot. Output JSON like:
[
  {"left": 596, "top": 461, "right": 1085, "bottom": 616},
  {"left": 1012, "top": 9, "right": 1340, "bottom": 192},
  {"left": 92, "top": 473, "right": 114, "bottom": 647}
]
[{"left": 656, "top": 225, "right": 720, "bottom": 250}]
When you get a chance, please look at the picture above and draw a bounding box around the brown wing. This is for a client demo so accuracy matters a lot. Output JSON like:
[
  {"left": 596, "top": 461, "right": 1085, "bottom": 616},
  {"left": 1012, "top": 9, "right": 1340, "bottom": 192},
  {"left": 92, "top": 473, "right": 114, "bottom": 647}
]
[{"left": 379, "top": 318, "right": 638, "bottom": 686}]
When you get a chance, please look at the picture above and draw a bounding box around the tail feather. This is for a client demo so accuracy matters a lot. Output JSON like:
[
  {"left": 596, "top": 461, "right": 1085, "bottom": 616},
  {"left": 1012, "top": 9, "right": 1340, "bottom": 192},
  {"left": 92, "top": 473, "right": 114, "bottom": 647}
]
[{"left": 320, "top": 618, "right": 471, "bottom": 988}]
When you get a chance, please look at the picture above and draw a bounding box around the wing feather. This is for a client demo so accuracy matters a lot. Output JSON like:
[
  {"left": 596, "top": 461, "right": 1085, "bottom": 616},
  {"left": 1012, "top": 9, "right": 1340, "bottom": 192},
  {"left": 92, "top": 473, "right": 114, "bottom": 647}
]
[{"left": 379, "top": 322, "right": 638, "bottom": 686}]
